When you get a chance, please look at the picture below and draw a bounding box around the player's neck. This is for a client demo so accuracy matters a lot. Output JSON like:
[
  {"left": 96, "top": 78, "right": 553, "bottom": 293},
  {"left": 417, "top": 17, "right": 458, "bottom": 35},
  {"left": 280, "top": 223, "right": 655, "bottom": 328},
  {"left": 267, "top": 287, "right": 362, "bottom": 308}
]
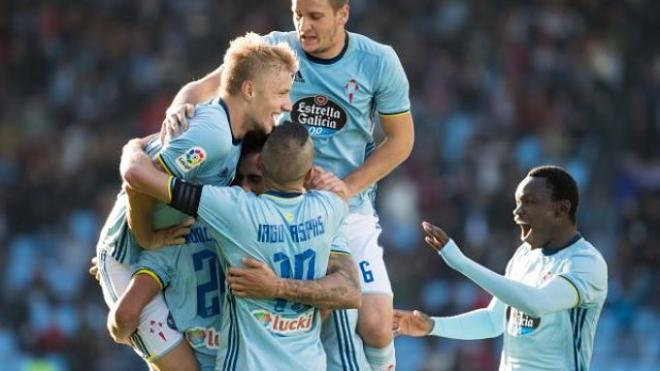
[
  {"left": 308, "top": 30, "right": 347, "bottom": 60},
  {"left": 221, "top": 93, "right": 247, "bottom": 139},
  {"left": 543, "top": 225, "right": 579, "bottom": 251},
  {"left": 264, "top": 178, "right": 305, "bottom": 194}
]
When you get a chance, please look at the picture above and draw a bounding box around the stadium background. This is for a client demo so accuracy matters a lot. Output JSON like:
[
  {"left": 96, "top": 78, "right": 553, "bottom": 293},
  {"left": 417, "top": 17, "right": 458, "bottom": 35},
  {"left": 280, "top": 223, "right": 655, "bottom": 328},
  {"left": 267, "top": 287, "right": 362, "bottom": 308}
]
[{"left": 0, "top": 0, "right": 658, "bottom": 370}]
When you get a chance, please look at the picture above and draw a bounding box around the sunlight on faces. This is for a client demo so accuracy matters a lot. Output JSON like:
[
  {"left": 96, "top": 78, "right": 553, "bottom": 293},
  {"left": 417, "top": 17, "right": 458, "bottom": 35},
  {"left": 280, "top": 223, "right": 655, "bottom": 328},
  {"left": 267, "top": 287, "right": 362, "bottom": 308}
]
[
  {"left": 246, "top": 67, "right": 294, "bottom": 135},
  {"left": 513, "top": 176, "right": 563, "bottom": 248},
  {"left": 292, "top": 0, "right": 348, "bottom": 58}
]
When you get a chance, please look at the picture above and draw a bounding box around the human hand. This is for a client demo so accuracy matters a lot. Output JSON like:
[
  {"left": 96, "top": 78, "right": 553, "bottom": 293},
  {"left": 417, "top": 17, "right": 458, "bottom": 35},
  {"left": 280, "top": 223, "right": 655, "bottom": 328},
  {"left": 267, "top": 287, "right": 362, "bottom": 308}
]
[
  {"left": 161, "top": 103, "right": 195, "bottom": 144},
  {"left": 146, "top": 217, "right": 195, "bottom": 249},
  {"left": 421, "top": 221, "right": 450, "bottom": 252},
  {"left": 227, "top": 257, "right": 280, "bottom": 299},
  {"left": 305, "top": 166, "right": 350, "bottom": 200},
  {"left": 392, "top": 309, "right": 434, "bottom": 337},
  {"left": 89, "top": 256, "right": 99, "bottom": 281}
]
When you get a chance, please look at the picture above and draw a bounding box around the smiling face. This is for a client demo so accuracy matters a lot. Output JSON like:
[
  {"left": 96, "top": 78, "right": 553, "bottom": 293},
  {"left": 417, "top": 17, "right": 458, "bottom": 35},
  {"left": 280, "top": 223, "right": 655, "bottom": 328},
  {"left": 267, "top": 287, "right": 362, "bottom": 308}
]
[
  {"left": 512, "top": 176, "right": 563, "bottom": 248},
  {"left": 292, "top": 0, "right": 348, "bottom": 58},
  {"left": 246, "top": 68, "right": 293, "bottom": 135}
]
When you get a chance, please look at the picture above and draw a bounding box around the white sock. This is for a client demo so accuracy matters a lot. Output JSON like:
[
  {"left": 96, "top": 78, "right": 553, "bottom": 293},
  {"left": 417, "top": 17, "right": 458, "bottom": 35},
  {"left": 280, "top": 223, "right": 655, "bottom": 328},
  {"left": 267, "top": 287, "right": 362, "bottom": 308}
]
[{"left": 364, "top": 341, "right": 396, "bottom": 371}]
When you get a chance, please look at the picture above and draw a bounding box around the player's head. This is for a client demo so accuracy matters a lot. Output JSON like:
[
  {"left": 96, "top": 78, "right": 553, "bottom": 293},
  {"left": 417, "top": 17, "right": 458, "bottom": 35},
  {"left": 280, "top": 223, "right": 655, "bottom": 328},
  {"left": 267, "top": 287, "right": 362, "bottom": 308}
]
[
  {"left": 260, "top": 121, "right": 313, "bottom": 189},
  {"left": 513, "top": 165, "right": 579, "bottom": 248},
  {"left": 292, "top": 0, "right": 349, "bottom": 57},
  {"left": 221, "top": 32, "right": 298, "bottom": 135},
  {"left": 232, "top": 131, "right": 268, "bottom": 194}
]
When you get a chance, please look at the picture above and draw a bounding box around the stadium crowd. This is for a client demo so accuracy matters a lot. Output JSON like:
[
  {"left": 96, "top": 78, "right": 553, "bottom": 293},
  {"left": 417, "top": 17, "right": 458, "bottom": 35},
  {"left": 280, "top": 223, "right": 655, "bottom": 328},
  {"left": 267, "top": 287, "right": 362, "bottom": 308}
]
[{"left": 0, "top": 0, "right": 658, "bottom": 370}]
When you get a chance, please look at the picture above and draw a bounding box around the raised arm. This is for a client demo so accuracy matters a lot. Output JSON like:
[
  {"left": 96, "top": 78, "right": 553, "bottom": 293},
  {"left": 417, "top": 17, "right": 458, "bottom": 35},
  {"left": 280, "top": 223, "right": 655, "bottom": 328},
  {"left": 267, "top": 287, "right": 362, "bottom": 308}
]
[
  {"left": 342, "top": 113, "right": 414, "bottom": 198},
  {"left": 228, "top": 252, "right": 362, "bottom": 309},
  {"left": 423, "top": 222, "right": 578, "bottom": 318},
  {"left": 162, "top": 66, "right": 223, "bottom": 140}
]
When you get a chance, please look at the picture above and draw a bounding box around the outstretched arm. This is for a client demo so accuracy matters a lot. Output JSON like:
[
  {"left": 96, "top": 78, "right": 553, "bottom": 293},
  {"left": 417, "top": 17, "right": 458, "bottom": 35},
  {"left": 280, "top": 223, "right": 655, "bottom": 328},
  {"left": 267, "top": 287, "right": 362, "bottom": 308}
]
[
  {"left": 422, "top": 222, "right": 578, "bottom": 318},
  {"left": 393, "top": 297, "right": 505, "bottom": 339},
  {"left": 228, "top": 252, "right": 362, "bottom": 309}
]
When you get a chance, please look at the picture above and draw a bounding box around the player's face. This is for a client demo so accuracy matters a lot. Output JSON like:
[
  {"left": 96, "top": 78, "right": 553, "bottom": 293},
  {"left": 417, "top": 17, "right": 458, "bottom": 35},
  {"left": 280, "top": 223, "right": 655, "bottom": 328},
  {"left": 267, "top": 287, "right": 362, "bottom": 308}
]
[
  {"left": 292, "top": 0, "right": 348, "bottom": 57},
  {"left": 250, "top": 68, "right": 293, "bottom": 134},
  {"left": 237, "top": 153, "right": 265, "bottom": 194},
  {"left": 513, "top": 176, "right": 560, "bottom": 248}
]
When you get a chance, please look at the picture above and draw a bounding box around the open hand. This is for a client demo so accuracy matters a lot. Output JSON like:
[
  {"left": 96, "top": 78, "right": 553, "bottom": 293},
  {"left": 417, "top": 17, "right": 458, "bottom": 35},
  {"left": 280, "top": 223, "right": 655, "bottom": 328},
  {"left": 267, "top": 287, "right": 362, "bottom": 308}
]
[
  {"left": 305, "top": 166, "right": 350, "bottom": 200},
  {"left": 227, "top": 257, "right": 280, "bottom": 299},
  {"left": 422, "top": 221, "right": 450, "bottom": 252},
  {"left": 161, "top": 103, "right": 194, "bottom": 144},
  {"left": 393, "top": 309, "right": 434, "bottom": 337}
]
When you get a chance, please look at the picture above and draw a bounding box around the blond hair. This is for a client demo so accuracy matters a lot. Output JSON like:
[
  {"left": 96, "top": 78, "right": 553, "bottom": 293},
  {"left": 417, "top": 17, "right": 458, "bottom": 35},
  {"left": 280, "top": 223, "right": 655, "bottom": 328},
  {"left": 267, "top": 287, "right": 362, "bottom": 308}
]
[{"left": 221, "top": 32, "right": 298, "bottom": 96}]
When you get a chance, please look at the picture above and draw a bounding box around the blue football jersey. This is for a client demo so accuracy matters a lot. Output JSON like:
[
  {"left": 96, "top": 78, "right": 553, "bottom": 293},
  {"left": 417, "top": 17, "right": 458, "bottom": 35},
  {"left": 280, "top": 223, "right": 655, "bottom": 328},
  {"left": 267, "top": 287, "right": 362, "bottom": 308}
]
[
  {"left": 97, "top": 99, "right": 241, "bottom": 265},
  {"left": 264, "top": 31, "right": 411, "bottom": 215},
  {"left": 193, "top": 186, "right": 350, "bottom": 371},
  {"left": 133, "top": 223, "right": 222, "bottom": 369}
]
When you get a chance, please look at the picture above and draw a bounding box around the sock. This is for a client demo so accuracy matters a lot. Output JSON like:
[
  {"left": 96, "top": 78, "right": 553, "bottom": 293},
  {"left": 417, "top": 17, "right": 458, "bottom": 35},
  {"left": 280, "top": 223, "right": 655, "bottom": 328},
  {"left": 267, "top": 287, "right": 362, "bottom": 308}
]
[{"left": 364, "top": 341, "right": 396, "bottom": 371}]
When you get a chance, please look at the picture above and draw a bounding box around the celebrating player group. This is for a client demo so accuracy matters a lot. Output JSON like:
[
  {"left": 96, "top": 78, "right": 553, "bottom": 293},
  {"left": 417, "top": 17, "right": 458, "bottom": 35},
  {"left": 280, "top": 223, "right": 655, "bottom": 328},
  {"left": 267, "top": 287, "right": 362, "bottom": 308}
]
[{"left": 92, "top": 0, "right": 608, "bottom": 370}]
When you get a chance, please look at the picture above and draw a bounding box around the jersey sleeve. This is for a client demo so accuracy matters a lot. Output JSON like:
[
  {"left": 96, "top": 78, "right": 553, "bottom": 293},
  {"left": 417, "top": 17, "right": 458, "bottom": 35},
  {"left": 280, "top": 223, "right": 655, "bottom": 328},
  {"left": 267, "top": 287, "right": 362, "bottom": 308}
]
[
  {"left": 157, "top": 106, "right": 231, "bottom": 181},
  {"left": 375, "top": 46, "right": 411, "bottom": 116},
  {"left": 557, "top": 252, "right": 608, "bottom": 308},
  {"left": 197, "top": 186, "right": 245, "bottom": 238},
  {"left": 330, "top": 221, "right": 350, "bottom": 256},
  {"left": 133, "top": 247, "right": 177, "bottom": 290}
]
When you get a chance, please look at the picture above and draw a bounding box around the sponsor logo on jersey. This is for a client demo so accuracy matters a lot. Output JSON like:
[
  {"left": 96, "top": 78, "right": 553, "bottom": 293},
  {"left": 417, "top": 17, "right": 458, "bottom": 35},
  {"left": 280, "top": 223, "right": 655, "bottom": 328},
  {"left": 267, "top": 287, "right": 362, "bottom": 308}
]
[
  {"left": 506, "top": 306, "right": 541, "bottom": 336},
  {"left": 345, "top": 79, "right": 359, "bottom": 103},
  {"left": 175, "top": 146, "right": 207, "bottom": 173},
  {"left": 292, "top": 95, "right": 347, "bottom": 137},
  {"left": 149, "top": 320, "right": 167, "bottom": 342},
  {"left": 186, "top": 326, "right": 220, "bottom": 349},
  {"left": 252, "top": 309, "right": 315, "bottom": 336}
]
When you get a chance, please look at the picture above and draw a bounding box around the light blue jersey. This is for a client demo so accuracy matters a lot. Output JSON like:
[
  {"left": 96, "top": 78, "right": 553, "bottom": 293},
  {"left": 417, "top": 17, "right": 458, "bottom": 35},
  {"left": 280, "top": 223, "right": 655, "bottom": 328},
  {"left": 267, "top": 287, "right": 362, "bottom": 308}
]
[
  {"left": 96, "top": 99, "right": 241, "bottom": 265},
  {"left": 501, "top": 235, "right": 608, "bottom": 371},
  {"left": 264, "top": 31, "right": 411, "bottom": 215},
  {"left": 133, "top": 224, "right": 222, "bottom": 370},
  {"left": 193, "top": 186, "right": 350, "bottom": 371}
]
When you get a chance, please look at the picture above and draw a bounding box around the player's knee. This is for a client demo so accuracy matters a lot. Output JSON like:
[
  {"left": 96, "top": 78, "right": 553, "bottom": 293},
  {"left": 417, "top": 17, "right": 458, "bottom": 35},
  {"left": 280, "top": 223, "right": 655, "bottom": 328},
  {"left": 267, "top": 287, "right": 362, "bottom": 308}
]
[{"left": 359, "top": 315, "right": 393, "bottom": 347}]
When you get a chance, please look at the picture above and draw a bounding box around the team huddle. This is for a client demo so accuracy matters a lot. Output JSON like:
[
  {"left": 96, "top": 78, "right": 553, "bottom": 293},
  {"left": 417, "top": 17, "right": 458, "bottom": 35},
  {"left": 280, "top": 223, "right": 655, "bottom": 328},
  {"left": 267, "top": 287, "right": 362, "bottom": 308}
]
[{"left": 93, "top": 1, "right": 608, "bottom": 371}]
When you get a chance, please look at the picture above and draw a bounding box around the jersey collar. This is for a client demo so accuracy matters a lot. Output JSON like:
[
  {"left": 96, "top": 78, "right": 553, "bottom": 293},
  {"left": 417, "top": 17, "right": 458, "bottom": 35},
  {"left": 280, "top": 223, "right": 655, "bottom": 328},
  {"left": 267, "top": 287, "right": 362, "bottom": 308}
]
[
  {"left": 541, "top": 233, "right": 582, "bottom": 256},
  {"left": 303, "top": 32, "right": 349, "bottom": 65},
  {"left": 218, "top": 98, "right": 241, "bottom": 146},
  {"left": 264, "top": 190, "right": 304, "bottom": 198}
]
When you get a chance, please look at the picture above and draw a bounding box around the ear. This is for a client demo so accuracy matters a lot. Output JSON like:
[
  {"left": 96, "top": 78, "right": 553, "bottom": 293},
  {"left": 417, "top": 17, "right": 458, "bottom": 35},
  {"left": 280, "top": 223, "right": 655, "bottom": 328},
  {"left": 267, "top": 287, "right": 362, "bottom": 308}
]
[
  {"left": 337, "top": 4, "right": 349, "bottom": 26},
  {"left": 241, "top": 80, "right": 255, "bottom": 100},
  {"left": 556, "top": 200, "right": 571, "bottom": 219},
  {"left": 303, "top": 167, "right": 314, "bottom": 185}
]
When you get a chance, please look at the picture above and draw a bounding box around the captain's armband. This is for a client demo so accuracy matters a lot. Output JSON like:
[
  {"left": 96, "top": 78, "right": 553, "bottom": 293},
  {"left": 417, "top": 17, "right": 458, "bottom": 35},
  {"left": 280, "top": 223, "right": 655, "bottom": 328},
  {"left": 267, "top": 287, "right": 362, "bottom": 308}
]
[{"left": 169, "top": 177, "right": 202, "bottom": 216}]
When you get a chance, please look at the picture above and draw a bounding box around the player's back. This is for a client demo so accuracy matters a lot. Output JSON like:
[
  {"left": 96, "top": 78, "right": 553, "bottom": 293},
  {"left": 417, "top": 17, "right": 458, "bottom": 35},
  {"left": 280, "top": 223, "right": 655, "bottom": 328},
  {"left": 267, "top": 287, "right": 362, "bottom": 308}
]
[{"left": 197, "top": 187, "right": 349, "bottom": 371}]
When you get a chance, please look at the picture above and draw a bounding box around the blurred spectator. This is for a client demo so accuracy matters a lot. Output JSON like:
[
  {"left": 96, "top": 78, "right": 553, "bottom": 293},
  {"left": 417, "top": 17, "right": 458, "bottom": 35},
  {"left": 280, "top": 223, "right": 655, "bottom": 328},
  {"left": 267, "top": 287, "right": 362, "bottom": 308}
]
[{"left": 1, "top": 1, "right": 658, "bottom": 370}]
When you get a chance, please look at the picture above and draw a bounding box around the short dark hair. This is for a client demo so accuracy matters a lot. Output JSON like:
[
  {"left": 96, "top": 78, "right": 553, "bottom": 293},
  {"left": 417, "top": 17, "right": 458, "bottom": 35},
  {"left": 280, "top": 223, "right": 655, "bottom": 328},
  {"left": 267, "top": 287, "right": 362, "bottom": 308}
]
[
  {"left": 527, "top": 165, "right": 579, "bottom": 224},
  {"left": 261, "top": 121, "right": 313, "bottom": 184},
  {"left": 231, "top": 131, "right": 268, "bottom": 187}
]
